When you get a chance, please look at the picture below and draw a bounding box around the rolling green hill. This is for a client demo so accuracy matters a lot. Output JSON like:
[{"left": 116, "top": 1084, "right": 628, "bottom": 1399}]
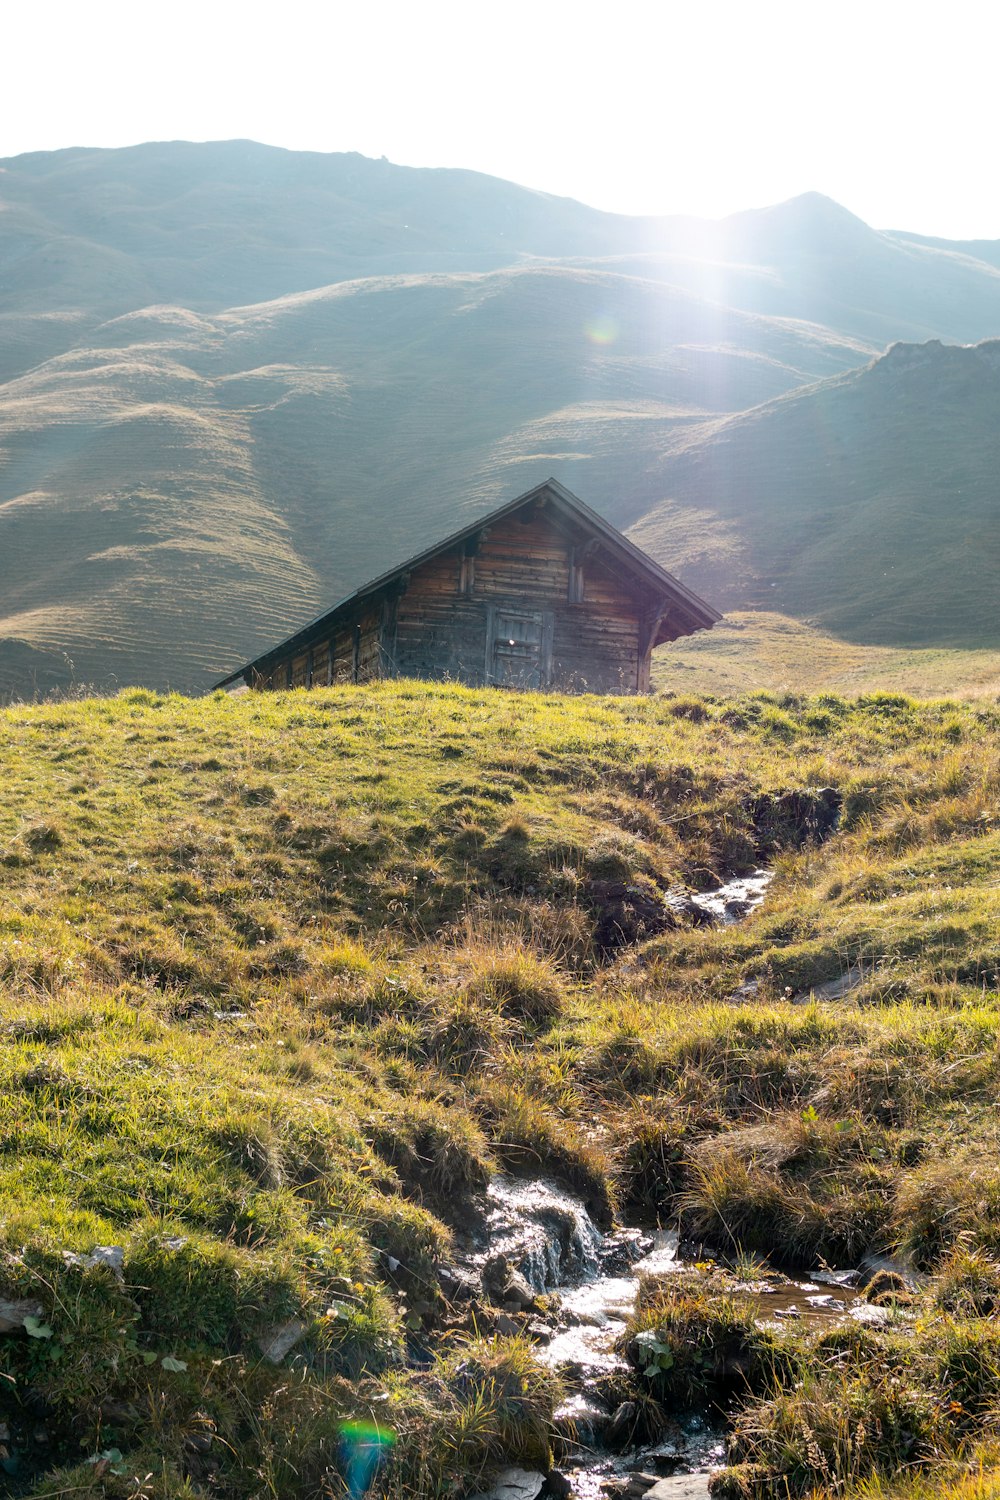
[
  {"left": 0, "top": 265, "right": 871, "bottom": 695},
  {"left": 634, "top": 338, "right": 1000, "bottom": 649},
  {"left": 655, "top": 611, "right": 1000, "bottom": 699},
  {"left": 7, "top": 142, "right": 1000, "bottom": 693}
]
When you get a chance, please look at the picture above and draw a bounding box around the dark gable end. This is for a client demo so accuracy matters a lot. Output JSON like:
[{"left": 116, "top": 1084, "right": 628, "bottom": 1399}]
[{"left": 215, "top": 479, "right": 721, "bottom": 694}]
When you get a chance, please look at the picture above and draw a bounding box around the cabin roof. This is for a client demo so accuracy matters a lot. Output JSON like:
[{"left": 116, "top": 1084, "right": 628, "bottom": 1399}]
[{"left": 215, "top": 478, "right": 722, "bottom": 687}]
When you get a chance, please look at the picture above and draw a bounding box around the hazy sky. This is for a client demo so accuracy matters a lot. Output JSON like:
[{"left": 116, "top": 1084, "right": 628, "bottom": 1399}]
[{"left": 8, "top": 0, "right": 997, "bottom": 236}]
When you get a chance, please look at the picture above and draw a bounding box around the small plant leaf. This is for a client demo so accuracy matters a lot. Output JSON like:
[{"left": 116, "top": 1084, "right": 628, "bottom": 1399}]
[
  {"left": 161, "top": 1355, "right": 188, "bottom": 1372},
  {"left": 23, "top": 1316, "right": 53, "bottom": 1339}
]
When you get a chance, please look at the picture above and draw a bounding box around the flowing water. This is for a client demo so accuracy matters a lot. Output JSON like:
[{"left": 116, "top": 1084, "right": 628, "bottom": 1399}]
[
  {"left": 468, "top": 867, "right": 881, "bottom": 1498},
  {"left": 479, "top": 1174, "right": 872, "bottom": 1499},
  {"left": 689, "top": 868, "right": 773, "bottom": 925}
]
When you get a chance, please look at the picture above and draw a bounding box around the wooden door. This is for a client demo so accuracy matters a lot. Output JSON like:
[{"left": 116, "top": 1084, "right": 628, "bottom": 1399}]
[{"left": 487, "top": 607, "right": 553, "bottom": 688}]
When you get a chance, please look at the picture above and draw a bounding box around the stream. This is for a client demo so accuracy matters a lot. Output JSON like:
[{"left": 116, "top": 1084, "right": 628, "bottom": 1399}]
[
  {"left": 688, "top": 869, "right": 772, "bottom": 926},
  {"left": 466, "top": 869, "right": 878, "bottom": 1500},
  {"left": 475, "top": 1173, "right": 875, "bottom": 1500}
]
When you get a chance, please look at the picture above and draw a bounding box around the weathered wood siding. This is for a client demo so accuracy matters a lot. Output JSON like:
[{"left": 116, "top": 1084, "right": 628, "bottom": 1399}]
[
  {"left": 388, "top": 509, "right": 650, "bottom": 691},
  {"left": 249, "top": 506, "right": 660, "bottom": 694},
  {"left": 251, "top": 604, "right": 384, "bottom": 690},
  {"left": 391, "top": 550, "right": 488, "bottom": 683}
]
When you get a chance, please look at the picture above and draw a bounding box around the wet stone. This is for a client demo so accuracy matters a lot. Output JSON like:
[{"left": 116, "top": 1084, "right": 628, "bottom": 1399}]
[
  {"left": 0, "top": 1298, "right": 44, "bottom": 1333},
  {"left": 642, "top": 1480, "right": 713, "bottom": 1500},
  {"left": 598, "top": 1229, "right": 652, "bottom": 1276},
  {"left": 494, "top": 1312, "right": 525, "bottom": 1337},
  {"left": 605, "top": 1402, "right": 637, "bottom": 1449},
  {"left": 468, "top": 1469, "right": 546, "bottom": 1500},
  {"left": 646, "top": 1442, "right": 683, "bottom": 1473},
  {"left": 622, "top": 1472, "right": 661, "bottom": 1498},
  {"left": 543, "top": 1471, "right": 573, "bottom": 1500},
  {"left": 483, "top": 1254, "right": 537, "bottom": 1309},
  {"left": 554, "top": 1395, "right": 610, "bottom": 1448},
  {"left": 438, "top": 1264, "right": 480, "bottom": 1303}
]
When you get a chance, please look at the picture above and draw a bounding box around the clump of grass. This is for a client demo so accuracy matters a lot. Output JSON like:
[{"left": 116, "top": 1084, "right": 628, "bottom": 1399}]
[
  {"left": 622, "top": 1271, "right": 791, "bottom": 1405},
  {"left": 315, "top": 935, "right": 375, "bottom": 976},
  {"left": 370, "top": 1096, "right": 493, "bottom": 1206},
  {"left": 614, "top": 1101, "right": 687, "bottom": 1214},
  {"left": 727, "top": 1365, "right": 935, "bottom": 1495},
  {"left": 717, "top": 1298, "right": 1000, "bottom": 1496},
  {"left": 679, "top": 1135, "right": 891, "bottom": 1265},
  {"left": 429, "top": 1334, "right": 563, "bottom": 1479},
  {"left": 427, "top": 997, "right": 514, "bottom": 1073},
  {"left": 893, "top": 1155, "right": 1000, "bottom": 1268},
  {"left": 22, "top": 819, "right": 64, "bottom": 853},
  {"left": 584, "top": 828, "right": 656, "bottom": 881},
  {"left": 126, "top": 1220, "right": 304, "bottom": 1344},
  {"left": 933, "top": 1245, "right": 1000, "bottom": 1318},
  {"left": 462, "top": 947, "right": 567, "bottom": 1027}
]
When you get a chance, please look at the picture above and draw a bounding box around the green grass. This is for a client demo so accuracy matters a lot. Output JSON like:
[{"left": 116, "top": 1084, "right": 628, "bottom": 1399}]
[
  {"left": 632, "top": 340, "right": 1000, "bottom": 651},
  {"left": 8, "top": 680, "right": 1000, "bottom": 1493},
  {"left": 656, "top": 612, "right": 1000, "bottom": 699}
]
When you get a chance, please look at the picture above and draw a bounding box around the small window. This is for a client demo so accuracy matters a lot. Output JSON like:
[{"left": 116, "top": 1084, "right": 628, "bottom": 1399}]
[{"left": 459, "top": 554, "right": 476, "bottom": 594}]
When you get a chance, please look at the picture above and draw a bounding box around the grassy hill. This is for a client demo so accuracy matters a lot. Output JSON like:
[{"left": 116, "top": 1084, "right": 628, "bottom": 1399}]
[
  {"left": 3, "top": 681, "right": 1000, "bottom": 1496},
  {"left": 655, "top": 612, "right": 1000, "bottom": 699},
  {"left": 8, "top": 143, "right": 1000, "bottom": 692},
  {"left": 632, "top": 338, "right": 1000, "bottom": 649},
  {"left": 0, "top": 266, "right": 872, "bottom": 697}
]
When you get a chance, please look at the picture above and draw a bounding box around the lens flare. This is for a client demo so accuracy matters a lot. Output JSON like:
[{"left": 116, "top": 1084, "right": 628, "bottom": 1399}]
[
  {"left": 339, "top": 1420, "right": 395, "bottom": 1498},
  {"left": 585, "top": 315, "right": 619, "bottom": 345}
]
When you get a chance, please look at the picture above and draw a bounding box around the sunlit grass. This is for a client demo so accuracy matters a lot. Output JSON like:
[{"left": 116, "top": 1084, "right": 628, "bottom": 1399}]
[{"left": 6, "top": 680, "right": 1000, "bottom": 1493}]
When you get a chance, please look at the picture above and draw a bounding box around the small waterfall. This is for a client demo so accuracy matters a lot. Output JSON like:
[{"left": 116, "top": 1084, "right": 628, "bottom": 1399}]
[
  {"left": 481, "top": 1176, "right": 605, "bottom": 1291},
  {"left": 690, "top": 868, "right": 773, "bottom": 925}
]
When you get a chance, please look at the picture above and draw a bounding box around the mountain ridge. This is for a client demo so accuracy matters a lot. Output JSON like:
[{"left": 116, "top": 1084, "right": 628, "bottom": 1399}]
[
  {"left": 630, "top": 336, "right": 1000, "bottom": 647},
  {"left": 4, "top": 141, "right": 1000, "bottom": 694}
]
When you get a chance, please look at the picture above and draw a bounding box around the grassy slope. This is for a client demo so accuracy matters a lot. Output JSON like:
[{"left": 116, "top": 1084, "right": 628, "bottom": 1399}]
[
  {"left": 11, "top": 149, "right": 1000, "bottom": 698},
  {"left": 655, "top": 612, "right": 1000, "bottom": 699},
  {"left": 0, "top": 270, "right": 871, "bottom": 698},
  {"left": 630, "top": 339, "right": 1000, "bottom": 648},
  {"left": 2, "top": 682, "right": 1000, "bottom": 1494}
]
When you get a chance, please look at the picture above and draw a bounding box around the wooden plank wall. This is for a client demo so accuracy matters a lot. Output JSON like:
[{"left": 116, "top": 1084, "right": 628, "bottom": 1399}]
[
  {"left": 250, "top": 507, "right": 659, "bottom": 694},
  {"left": 250, "top": 605, "right": 383, "bottom": 690},
  {"left": 389, "top": 511, "right": 649, "bottom": 691},
  {"left": 392, "top": 550, "right": 490, "bottom": 683}
]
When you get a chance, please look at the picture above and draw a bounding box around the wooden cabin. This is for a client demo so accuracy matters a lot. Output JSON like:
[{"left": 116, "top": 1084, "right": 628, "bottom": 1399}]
[{"left": 216, "top": 479, "right": 721, "bottom": 695}]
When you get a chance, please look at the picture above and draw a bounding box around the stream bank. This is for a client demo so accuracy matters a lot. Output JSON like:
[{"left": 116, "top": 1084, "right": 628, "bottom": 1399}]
[
  {"left": 464, "top": 1173, "right": 880, "bottom": 1500},
  {"left": 456, "top": 865, "right": 887, "bottom": 1500}
]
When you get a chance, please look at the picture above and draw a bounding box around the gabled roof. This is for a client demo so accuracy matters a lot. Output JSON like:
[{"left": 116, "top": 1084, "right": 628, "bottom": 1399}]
[{"left": 215, "top": 478, "right": 722, "bottom": 686}]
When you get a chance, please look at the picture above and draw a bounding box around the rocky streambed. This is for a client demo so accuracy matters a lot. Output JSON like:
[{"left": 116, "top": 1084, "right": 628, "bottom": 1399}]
[
  {"left": 452, "top": 865, "right": 897, "bottom": 1500},
  {"left": 462, "top": 1172, "right": 883, "bottom": 1500}
]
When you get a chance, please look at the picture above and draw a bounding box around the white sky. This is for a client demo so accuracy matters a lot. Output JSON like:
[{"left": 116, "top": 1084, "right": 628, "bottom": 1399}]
[{"left": 7, "top": 0, "right": 999, "bottom": 237}]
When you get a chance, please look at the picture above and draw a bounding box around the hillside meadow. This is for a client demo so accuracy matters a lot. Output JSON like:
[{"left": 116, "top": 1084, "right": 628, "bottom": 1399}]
[
  {"left": 12, "top": 144, "right": 1000, "bottom": 700},
  {"left": 4, "top": 681, "right": 1000, "bottom": 1496},
  {"left": 656, "top": 612, "right": 1000, "bottom": 699}
]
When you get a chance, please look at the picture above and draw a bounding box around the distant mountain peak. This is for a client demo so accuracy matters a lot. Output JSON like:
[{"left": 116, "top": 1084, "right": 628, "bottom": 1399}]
[{"left": 721, "top": 191, "right": 874, "bottom": 254}]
